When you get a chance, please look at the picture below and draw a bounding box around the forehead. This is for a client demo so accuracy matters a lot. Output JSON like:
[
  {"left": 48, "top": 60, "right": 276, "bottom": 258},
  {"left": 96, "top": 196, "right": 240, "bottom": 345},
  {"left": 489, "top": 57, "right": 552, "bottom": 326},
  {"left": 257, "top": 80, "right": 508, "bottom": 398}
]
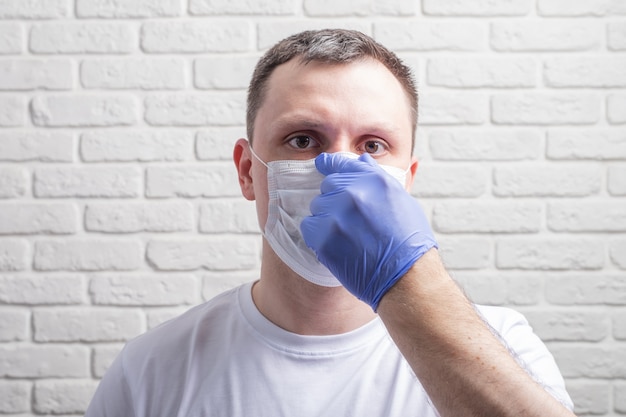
[{"left": 256, "top": 58, "right": 413, "bottom": 135}]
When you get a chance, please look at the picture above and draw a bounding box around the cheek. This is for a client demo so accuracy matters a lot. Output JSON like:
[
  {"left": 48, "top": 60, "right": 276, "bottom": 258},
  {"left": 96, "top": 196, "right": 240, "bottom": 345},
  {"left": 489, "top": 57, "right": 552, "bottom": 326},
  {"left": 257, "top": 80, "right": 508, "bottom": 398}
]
[
  {"left": 255, "top": 197, "right": 268, "bottom": 232},
  {"left": 252, "top": 168, "right": 269, "bottom": 231}
]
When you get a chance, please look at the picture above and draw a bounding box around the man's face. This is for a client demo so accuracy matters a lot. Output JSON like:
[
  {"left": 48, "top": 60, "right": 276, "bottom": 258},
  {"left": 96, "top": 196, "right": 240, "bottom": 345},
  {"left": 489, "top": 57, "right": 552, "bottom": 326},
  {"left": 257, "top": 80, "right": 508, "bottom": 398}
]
[{"left": 236, "top": 57, "right": 417, "bottom": 232}]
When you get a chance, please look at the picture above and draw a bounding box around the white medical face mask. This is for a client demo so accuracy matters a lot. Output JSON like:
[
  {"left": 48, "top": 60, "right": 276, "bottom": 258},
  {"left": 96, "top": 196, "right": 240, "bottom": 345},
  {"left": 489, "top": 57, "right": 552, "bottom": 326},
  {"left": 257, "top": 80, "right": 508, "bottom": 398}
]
[{"left": 251, "top": 147, "right": 410, "bottom": 287}]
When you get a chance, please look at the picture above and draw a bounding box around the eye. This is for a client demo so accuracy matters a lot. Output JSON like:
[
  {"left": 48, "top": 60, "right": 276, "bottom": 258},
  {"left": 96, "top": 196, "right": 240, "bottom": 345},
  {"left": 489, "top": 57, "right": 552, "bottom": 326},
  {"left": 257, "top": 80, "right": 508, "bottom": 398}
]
[
  {"left": 360, "top": 140, "right": 386, "bottom": 155},
  {"left": 287, "top": 135, "right": 319, "bottom": 149}
]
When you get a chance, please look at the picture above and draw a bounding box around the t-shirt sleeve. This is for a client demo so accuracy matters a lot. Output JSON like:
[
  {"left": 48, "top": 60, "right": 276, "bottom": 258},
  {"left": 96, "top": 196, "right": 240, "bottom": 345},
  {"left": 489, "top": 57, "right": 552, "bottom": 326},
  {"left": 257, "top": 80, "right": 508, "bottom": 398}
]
[
  {"left": 84, "top": 348, "right": 136, "bottom": 417},
  {"left": 477, "top": 305, "right": 575, "bottom": 411}
]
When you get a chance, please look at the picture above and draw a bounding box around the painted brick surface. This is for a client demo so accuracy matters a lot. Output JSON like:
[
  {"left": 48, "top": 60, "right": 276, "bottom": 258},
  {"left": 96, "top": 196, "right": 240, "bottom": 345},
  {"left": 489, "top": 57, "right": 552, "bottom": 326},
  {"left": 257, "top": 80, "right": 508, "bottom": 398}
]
[
  {"left": 0, "top": 59, "right": 72, "bottom": 90},
  {"left": 0, "top": 131, "right": 74, "bottom": 162},
  {"left": 607, "top": 94, "right": 626, "bottom": 124},
  {"left": 0, "top": 2, "right": 623, "bottom": 416},
  {"left": 81, "top": 58, "right": 186, "bottom": 90},
  {"left": 0, "top": 167, "right": 28, "bottom": 198},
  {"left": 30, "top": 22, "right": 135, "bottom": 54},
  {"left": 0, "top": 23, "right": 23, "bottom": 54},
  {"left": 81, "top": 130, "right": 194, "bottom": 162}
]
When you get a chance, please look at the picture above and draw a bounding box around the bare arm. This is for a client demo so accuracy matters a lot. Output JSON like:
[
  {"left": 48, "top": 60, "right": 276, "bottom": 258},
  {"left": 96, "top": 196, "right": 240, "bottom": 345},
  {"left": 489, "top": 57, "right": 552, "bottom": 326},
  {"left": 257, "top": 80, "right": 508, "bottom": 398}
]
[{"left": 377, "top": 249, "right": 576, "bottom": 417}]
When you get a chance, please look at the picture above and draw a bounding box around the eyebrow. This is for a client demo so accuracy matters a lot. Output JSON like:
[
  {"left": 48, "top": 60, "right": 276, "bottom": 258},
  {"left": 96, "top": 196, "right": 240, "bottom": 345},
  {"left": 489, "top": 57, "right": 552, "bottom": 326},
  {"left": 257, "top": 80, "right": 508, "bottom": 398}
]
[{"left": 270, "top": 113, "right": 402, "bottom": 138}]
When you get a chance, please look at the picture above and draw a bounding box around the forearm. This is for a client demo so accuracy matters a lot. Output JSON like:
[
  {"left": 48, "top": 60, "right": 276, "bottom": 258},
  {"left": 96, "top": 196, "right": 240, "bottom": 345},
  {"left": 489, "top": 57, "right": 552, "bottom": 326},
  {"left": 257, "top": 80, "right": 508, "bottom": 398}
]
[{"left": 377, "top": 249, "right": 576, "bottom": 417}]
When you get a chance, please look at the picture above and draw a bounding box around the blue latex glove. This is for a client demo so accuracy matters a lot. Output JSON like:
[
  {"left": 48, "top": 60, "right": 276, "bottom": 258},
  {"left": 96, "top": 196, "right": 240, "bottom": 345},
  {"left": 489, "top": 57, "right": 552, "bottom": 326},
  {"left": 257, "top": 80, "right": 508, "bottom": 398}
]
[{"left": 300, "top": 152, "right": 438, "bottom": 311}]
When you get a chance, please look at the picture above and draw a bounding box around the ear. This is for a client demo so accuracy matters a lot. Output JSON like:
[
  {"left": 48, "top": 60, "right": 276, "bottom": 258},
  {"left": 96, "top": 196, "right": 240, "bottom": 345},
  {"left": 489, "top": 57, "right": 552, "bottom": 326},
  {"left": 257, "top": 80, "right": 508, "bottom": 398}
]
[
  {"left": 405, "top": 155, "right": 419, "bottom": 191},
  {"left": 233, "top": 138, "right": 255, "bottom": 201}
]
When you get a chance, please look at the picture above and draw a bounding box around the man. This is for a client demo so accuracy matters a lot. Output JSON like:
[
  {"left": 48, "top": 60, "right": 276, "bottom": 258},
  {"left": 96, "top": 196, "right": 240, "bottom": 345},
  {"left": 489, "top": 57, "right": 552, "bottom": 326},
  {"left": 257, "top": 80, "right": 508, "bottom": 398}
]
[{"left": 86, "top": 29, "right": 575, "bottom": 416}]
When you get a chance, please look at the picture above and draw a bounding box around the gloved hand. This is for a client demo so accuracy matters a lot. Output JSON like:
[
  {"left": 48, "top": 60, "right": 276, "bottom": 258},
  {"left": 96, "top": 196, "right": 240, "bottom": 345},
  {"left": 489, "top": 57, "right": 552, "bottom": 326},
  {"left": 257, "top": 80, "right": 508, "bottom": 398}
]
[{"left": 300, "top": 152, "right": 437, "bottom": 311}]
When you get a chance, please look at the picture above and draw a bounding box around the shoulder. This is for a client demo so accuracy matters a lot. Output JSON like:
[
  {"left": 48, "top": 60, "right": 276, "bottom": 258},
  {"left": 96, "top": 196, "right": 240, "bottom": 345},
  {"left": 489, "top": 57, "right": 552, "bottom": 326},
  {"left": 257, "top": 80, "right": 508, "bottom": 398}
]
[{"left": 122, "top": 283, "right": 246, "bottom": 364}]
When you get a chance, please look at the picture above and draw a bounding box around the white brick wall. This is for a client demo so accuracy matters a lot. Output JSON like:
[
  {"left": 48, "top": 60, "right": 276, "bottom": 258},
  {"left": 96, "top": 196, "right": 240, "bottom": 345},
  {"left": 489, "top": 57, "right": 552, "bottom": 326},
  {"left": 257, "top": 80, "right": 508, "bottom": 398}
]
[{"left": 0, "top": 1, "right": 623, "bottom": 415}]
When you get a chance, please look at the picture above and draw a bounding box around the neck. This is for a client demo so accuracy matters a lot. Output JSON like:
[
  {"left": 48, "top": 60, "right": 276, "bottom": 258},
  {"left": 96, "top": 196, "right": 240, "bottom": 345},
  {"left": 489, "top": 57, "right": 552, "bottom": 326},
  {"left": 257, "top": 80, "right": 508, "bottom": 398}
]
[{"left": 252, "top": 242, "right": 376, "bottom": 335}]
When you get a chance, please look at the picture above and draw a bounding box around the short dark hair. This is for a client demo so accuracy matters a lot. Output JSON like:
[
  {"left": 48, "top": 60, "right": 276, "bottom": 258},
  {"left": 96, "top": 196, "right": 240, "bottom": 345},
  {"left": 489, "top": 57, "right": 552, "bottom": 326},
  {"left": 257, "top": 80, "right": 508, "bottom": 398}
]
[{"left": 246, "top": 29, "right": 418, "bottom": 148}]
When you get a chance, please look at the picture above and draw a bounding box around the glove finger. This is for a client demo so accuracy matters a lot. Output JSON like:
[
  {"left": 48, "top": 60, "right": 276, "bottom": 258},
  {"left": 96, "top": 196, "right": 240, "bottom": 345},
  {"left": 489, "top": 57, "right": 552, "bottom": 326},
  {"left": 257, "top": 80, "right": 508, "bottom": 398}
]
[
  {"left": 301, "top": 214, "right": 333, "bottom": 252},
  {"left": 357, "top": 152, "right": 379, "bottom": 167},
  {"left": 315, "top": 152, "right": 377, "bottom": 176}
]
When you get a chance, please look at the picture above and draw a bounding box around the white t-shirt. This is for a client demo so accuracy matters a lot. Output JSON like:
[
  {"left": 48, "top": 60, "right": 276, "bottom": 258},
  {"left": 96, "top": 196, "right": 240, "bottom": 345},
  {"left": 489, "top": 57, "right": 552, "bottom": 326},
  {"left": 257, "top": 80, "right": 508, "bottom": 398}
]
[{"left": 86, "top": 282, "right": 573, "bottom": 417}]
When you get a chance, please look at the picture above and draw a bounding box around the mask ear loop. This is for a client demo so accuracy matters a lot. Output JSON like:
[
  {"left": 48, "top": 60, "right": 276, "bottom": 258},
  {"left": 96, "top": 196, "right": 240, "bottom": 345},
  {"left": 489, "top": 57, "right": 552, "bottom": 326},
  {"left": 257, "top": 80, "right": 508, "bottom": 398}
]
[{"left": 248, "top": 143, "right": 270, "bottom": 169}]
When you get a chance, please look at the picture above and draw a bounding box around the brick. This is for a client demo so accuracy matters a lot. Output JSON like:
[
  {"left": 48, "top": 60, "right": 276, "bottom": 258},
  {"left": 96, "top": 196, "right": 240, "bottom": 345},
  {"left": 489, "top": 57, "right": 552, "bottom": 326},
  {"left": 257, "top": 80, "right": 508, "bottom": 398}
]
[
  {"left": 427, "top": 57, "right": 536, "bottom": 88},
  {"left": 608, "top": 21, "right": 626, "bottom": 50},
  {"left": 608, "top": 94, "right": 626, "bottom": 124},
  {"left": 412, "top": 163, "right": 487, "bottom": 198},
  {"left": 614, "top": 311, "right": 626, "bottom": 339},
  {"left": 0, "top": 203, "right": 77, "bottom": 235},
  {"left": 0, "top": 23, "right": 23, "bottom": 54},
  {"left": 433, "top": 201, "right": 541, "bottom": 233},
  {"left": 429, "top": 129, "right": 541, "bottom": 161},
  {"left": 77, "top": 0, "right": 182, "bottom": 17},
  {"left": 493, "top": 164, "right": 602, "bottom": 197},
  {"left": 538, "top": 0, "right": 626, "bottom": 16},
  {"left": 34, "top": 239, "right": 142, "bottom": 272},
  {"left": 491, "top": 20, "right": 601, "bottom": 51},
  {"left": 31, "top": 94, "right": 138, "bottom": 127},
  {"left": 453, "top": 273, "right": 542, "bottom": 305},
  {"left": 0, "top": 380, "right": 30, "bottom": 413},
  {"left": 86, "top": 201, "right": 193, "bottom": 233},
  {"left": 0, "top": 59, "right": 72, "bottom": 90},
  {"left": 544, "top": 57, "right": 626, "bottom": 87},
  {"left": 548, "top": 202, "right": 626, "bottom": 232},
  {"left": 92, "top": 344, "right": 123, "bottom": 377},
  {"left": 563, "top": 381, "right": 609, "bottom": 415},
  {"left": 303, "top": 0, "right": 415, "bottom": 16},
  {"left": 199, "top": 199, "right": 258, "bottom": 233},
  {"left": 492, "top": 93, "right": 600, "bottom": 125},
  {"left": 0, "top": 95, "right": 26, "bottom": 126},
  {"left": 0, "top": 167, "right": 27, "bottom": 198},
  {"left": 437, "top": 237, "right": 491, "bottom": 270},
  {"left": 190, "top": 0, "right": 294, "bottom": 15},
  {"left": 90, "top": 274, "right": 199, "bottom": 306},
  {"left": 546, "top": 275, "right": 626, "bottom": 305},
  {"left": 146, "top": 163, "right": 240, "bottom": 198},
  {"left": 196, "top": 128, "right": 247, "bottom": 161},
  {"left": 195, "top": 56, "right": 258, "bottom": 89},
  {"left": 0, "top": 275, "right": 85, "bottom": 305},
  {"left": 0, "top": 308, "right": 28, "bottom": 342},
  {"left": 424, "top": 0, "right": 529, "bottom": 15},
  {"left": 0, "top": 131, "right": 73, "bottom": 162},
  {"left": 202, "top": 271, "right": 257, "bottom": 301},
  {"left": 34, "top": 308, "right": 143, "bottom": 342},
  {"left": 611, "top": 240, "right": 626, "bottom": 269},
  {"left": 146, "top": 236, "right": 260, "bottom": 271},
  {"left": 550, "top": 346, "right": 626, "bottom": 378},
  {"left": 0, "top": 345, "right": 89, "bottom": 378},
  {"left": 616, "top": 382, "right": 626, "bottom": 413},
  {"left": 144, "top": 93, "right": 245, "bottom": 126},
  {"left": 81, "top": 58, "right": 185, "bottom": 90},
  {"left": 146, "top": 307, "right": 190, "bottom": 329},
  {"left": 374, "top": 21, "right": 484, "bottom": 51},
  {"left": 34, "top": 379, "right": 99, "bottom": 415},
  {"left": 547, "top": 129, "right": 626, "bottom": 159},
  {"left": 524, "top": 310, "right": 608, "bottom": 342},
  {"left": 34, "top": 166, "right": 141, "bottom": 198},
  {"left": 497, "top": 239, "right": 604, "bottom": 270},
  {"left": 141, "top": 20, "right": 251, "bottom": 53},
  {"left": 0, "top": 0, "right": 69, "bottom": 18},
  {"left": 81, "top": 130, "right": 193, "bottom": 162},
  {"left": 609, "top": 165, "right": 626, "bottom": 196},
  {"left": 30, "top": 22, "right": 134, "bottom": 54},
  {"left": 258, "top": 21, "right": 371, "bottom": 49},
  {"left": 420, "top": 93, "right": 488, "bottom": 125},
  {"left": 0, "top": 239, "right": 28, "bottom": 271}
]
